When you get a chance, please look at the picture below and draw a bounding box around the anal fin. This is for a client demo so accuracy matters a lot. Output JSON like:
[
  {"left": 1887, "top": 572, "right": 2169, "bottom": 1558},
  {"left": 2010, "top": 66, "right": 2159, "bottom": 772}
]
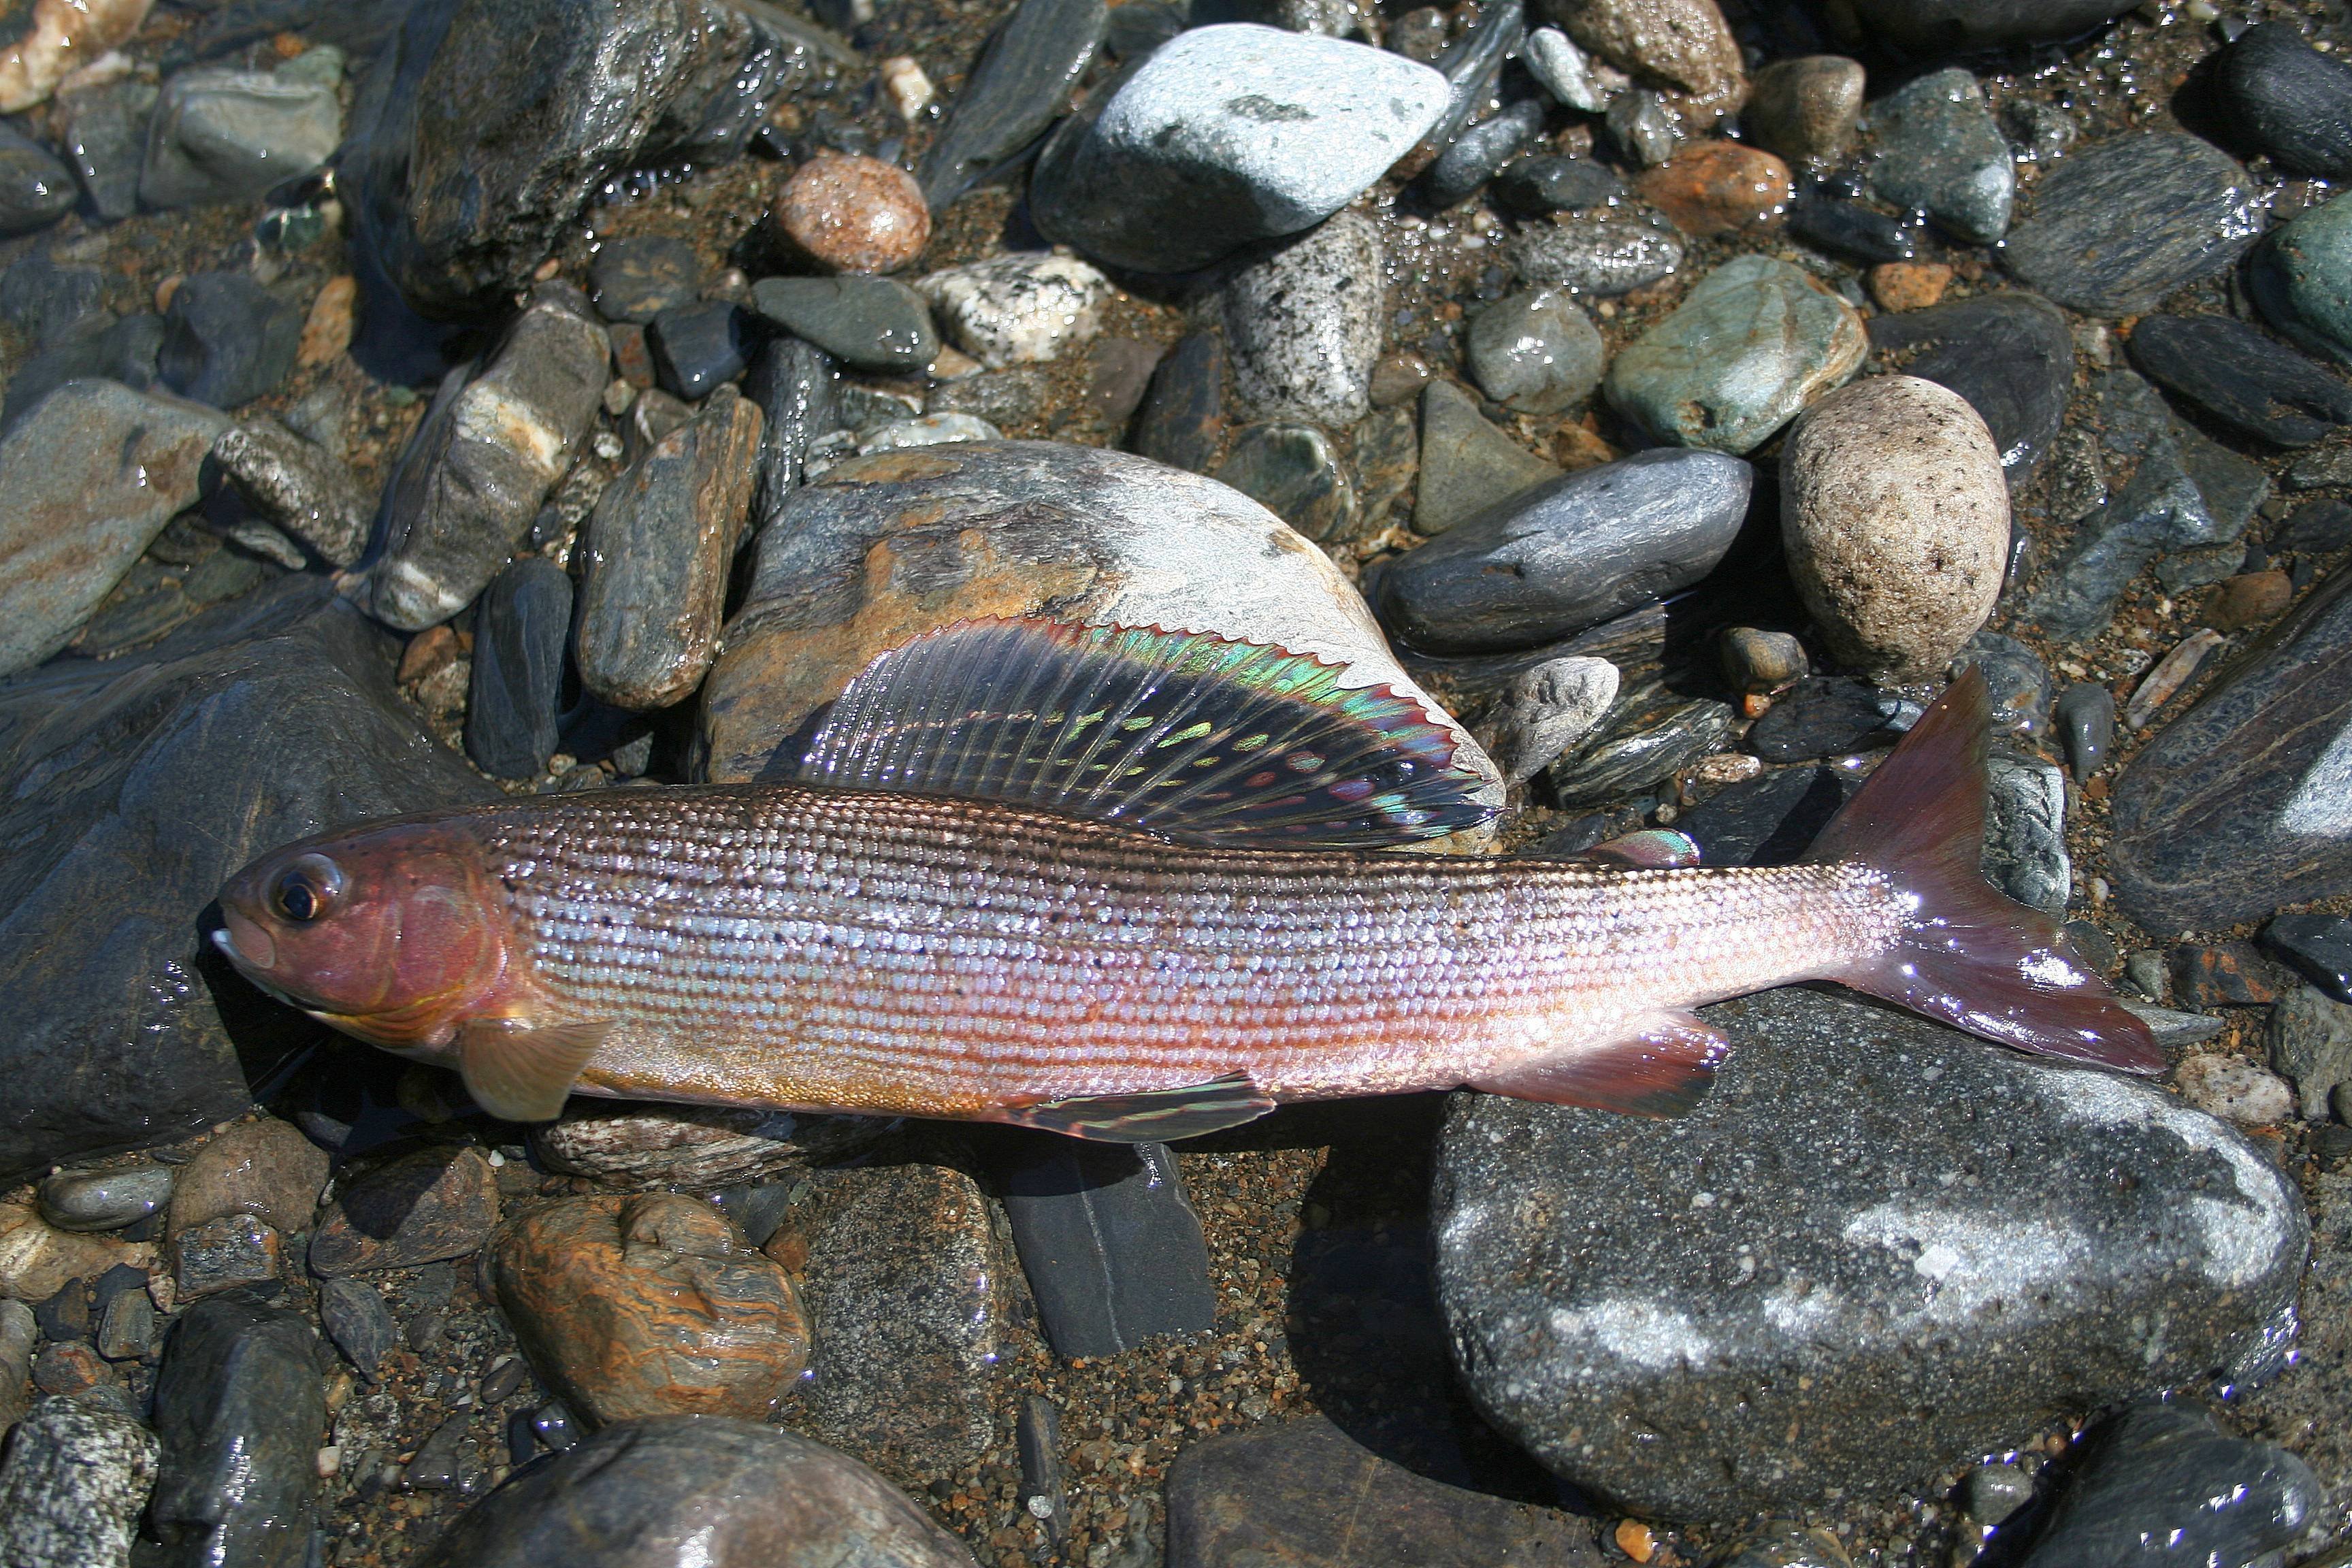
[
  {"left": 457, "top": 1019, "right": 615, "bottom": 1122},
  {"left": 1001, "top": 1073, "right": 1275, "bottom": 1142},
  {"left": 1473, "top": 1012, "right": 1731, "bottom": 1118},
  {"left": 1573, "top": 829, "right": 1702, "bottom": 870}
]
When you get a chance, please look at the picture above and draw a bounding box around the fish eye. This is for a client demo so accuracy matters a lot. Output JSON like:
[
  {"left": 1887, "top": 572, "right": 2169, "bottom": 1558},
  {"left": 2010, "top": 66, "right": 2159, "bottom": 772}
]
[{"left": 272, "top": 855, "right": 344, "bottom": 924}]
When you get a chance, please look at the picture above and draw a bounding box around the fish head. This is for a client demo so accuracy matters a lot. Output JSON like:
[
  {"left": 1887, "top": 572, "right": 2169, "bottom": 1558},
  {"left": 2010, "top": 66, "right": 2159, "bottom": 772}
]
[{"left": 213, "top": 819, "right": 512, "bottom": 1054}]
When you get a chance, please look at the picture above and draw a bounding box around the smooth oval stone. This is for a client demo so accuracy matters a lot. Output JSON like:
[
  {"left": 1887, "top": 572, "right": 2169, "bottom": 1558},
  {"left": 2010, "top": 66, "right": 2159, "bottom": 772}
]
[
  {"left": 1781, "top": 374, "right": 2008, "bottom": 680},
  {"left": 2253, "top": 192, "right": 2352, "bottom": 368},
  {"left": 1433, "top": 986, "right": 2308, "bottom": 1527},
  {"left": 1606, "top": 89, "right": 1678, "bottom": 167},
  {"left": 409, "top": 1416, "right": 977, "bottom": 1567},
  {"left": 1467, "top": 287, "right": 1604, "bottom": 414},
  {"left": 2002, "top": 133, "right": 2263, "bottom": 317},
  {"left": 1210, "top": 424, "right": 1357, "bottom": 542},
  {"left": 2125, "top": 312, "right": 2352, "bottom": 448},
  {"left": 1746, "top": 677, "right": 1913, "bottom": 762},
  {"left": 1426, "top": 96, "right": 1546, "bottom": 209},
  {"left": 467, "top": 558, "right": 575, "bottom": 780},
  {"left": 138, "top": 65, "right": 340, "bottom": 210},
  {"left": 1413, "top": 378, "right": 1561, "bottom": 535},
  {"left": 2218, "top": 24, "right": 2352, "bottom": 180},
  {"left": 1867, "top": 291, "right": 2072, "bottom": 489},
  {"left": 166, "top": 1116, "right": 328, "bottom": 1239},
  {"left": 2055, "top": 681, "right": 2116, "bottom": 781},
  {"left": 2111, "top": 559, "right": 2352, "bottom": 931},
  {"left": 1786, "top": 193, "right": 1913, "bottom": 264},
  {"left": 1377, "top": 448, "right": 1752, "bottom": 655},
  {"left": 700, "top": 440, "right": 1503, "bottom": 816},
  {"left": 1031, "top": 23, "right": 1449, "bottom": 272},
  {"left": 1635, "top": 141, "right": 1793, "bottom": 240},
  {"left": 915, "top": 253, "right": 1110, "bottom": 369},
  {"left": 1548, "top": 697, "right": 1733, "bottom": 804},
  {"left": 1864, "top": 67, "right": 2011, "bottom": 244},
  {"left": 2016, "top": 1403, "right": 2320, "bottom": 1568},
  {"left": 487, "top": 1194, "right": 806, "bottom": 1426},
  {"left": 575, "top": 384, "right": 762, "bottom": 711},
  {"left": 1607, "top": 255, "right": 1867, "bottom": 455},
  {"left": 917, "top": 0, "right": 1105, "bottom": 211},
  {"left": 150, "top": 1290, "right": 328, "bottom": 1567},
  {"left": 1490, "top": 154, "right": 1625, "bottom": 216},
  {"left": 647, "top": 301, "right": 748, "bottom": 402},
  {"left": 1504, "top": 214, "right": 1684, "bottom": 296},
  {"left": 1745, "top": 56, "right": 1864, "bottom": 167},
  {"left": 1720, "top": 626, "right": 1806, "bottom": 695},
  {"left": 38, "top": 1162, "right": 175, "bottom": 1232},
  {"left": 748, "top": 276, "right": 938, "bottom": 374},
  {"left": 1223, "top": 211, "right": 1382, "bottom": 427}
]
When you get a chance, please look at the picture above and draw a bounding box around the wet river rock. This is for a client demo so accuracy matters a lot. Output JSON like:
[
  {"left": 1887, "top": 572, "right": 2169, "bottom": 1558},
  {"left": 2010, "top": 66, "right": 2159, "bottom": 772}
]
[
  {"left": 2110, "top": 559, "right": 2352, "bottom": 932},
  {"left": 486, "top": 1193, "right": 808, "bottom": 1426},
  {"left": 410, "top": 1416, "right": 979, "bottom": 1567},
  {"left": 150, "top": 1288, "right": 329, "bottom": 1568},
  {"left": 308, "top": 1145, "right": 502, "bottom": 1275},
  {"left": 532, "top": 1100, "right": 892, "bottom": 1190},
  {"left": 697, "top": 440, "right": 1501, "bottom": 817},
  {"left": 0, "top": 578, "right": 493, "bottom": 1186},
  {"left": 1433, "top": 988, "right": 2308, "bottom": 1526}
]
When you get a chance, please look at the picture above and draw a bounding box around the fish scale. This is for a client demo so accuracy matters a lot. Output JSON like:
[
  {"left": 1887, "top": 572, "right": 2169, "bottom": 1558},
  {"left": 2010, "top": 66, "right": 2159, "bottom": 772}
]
[{"left": 472, "top": 783, "right": 1902, "bottom": 1117}]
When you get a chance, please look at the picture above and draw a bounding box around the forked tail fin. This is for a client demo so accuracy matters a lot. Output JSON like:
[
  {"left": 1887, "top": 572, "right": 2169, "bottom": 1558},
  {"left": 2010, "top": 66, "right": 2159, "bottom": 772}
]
[{"left": 1805, "top": 668, "right": 2161, "bottom": 1073}]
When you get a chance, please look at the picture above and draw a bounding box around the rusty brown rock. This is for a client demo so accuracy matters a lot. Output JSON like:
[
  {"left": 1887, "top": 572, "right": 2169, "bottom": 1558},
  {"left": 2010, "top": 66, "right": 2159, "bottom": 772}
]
[
  {"left": 1867, "top": 261, "right": 1953, "bottom": 313},
  {"left": 774, "top": 152, "right": 932, "bottom": 275},
  {"left": 165, "top": 1117, "right": 329, "bottom": 1239},
  {"left": 2207, "top": 570, "right": 2294, "bottom": 633},
  {"left": 1548, "top": 0, "right": 1746, "bottom": 119},
  {"left": 485, "top": 1194, "right": 808, "bottom": 1426},
  {"left": 1744, "top": 55, "right": 1865, "bottom": 166},
  {"left": 307, "top": 1147, "right": 500, "bottom": 1276},
  {"left": 1634, "top": 141, "right": 1790, "bottom": 239},
  {"left": 297, "top": 276, "right": 355, "bottom": 369}
]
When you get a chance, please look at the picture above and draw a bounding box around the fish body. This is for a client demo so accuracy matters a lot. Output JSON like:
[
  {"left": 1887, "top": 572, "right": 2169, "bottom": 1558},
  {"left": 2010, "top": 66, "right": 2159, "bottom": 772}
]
[{"left": 212, "top": 620, "right": 2157, "bottom": 1134}]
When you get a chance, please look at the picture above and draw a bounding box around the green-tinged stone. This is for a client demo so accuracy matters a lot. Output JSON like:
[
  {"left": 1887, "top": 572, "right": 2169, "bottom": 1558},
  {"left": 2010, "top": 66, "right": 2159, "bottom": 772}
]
[
  {"left": 2254, "top": 192, "right": 2352, "bottom": 367},
  {"left": 1211, "top": 425, "right": 1358, "bottom": 543},
  {"left": 1604, "top": 255, "right": 1867, "bottom": 454},
  {"left": 1865, "top": 67, "right": 2013, "bottom": 244},
  {"left": 1413, "top": 380, "right": 1559, "bottom": 534}
]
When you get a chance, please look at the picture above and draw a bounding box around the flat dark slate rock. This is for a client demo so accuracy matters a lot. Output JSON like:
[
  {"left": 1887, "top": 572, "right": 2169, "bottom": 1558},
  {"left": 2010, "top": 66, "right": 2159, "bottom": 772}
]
[
  {"left": 647, "top": 301, "right": 748, "bottom": 402},
  {"left": 589, "top": 235, "right": 701, "bottom": 325},
  {"left": 2276, "top": 497, "right": 2352, "bottom": 553},
  {"left": 1433, "top": 987, "right": 2308, "bottom": 1526},
  {"left": 2013, "top": 1402, "right": 2321, "bottom": 1568},
  {"left": 1491, "top": 154, "right": 1624, "bottom": 216},
  {"left": 466, "top": 559, "right": 573, "bottom": 780},
  {"left": 1787, "top": 195, "right": 1913, "bottom": 264},
  {"left": 1746, "top": 677, "right": 1914, "bottom": 762},
  {"left": 1869, "top": 291, "right": 2072, "bottom": 487},
  {"left": 2002, "top": 133, "right": 2263, "bottom": 316},
  {"left": 917, "top": 0, "right": 1105, "bottom": 211},
  {"left": 998, "top": 1138, "right": 1216, "bottom": 1358},
  {"left": 1166, "top": 1416, "right": 1605, "bottom": 1568},
  {"left": 1678, "top": 764, "right": 1861, "bottom": 866},
  {"left": 2110, "top": 559, "right": 2352, "bottom": 931},
  {"left": 1375, "top": 448, "right": 1752, "bottom": 655},
  {"left": 749, "top": 276, "right": 937, "bottom": 374},
  {"left": 2264, "top": 913, "right": 2352, "bottom": 1004},
  {"left": 2126, "top": 312, "right": 2352, "bottom": 448},
  {"left": 0, "top": 580, "right": 493, "bottom": 1186},
  {"left": 2218, "top": 24, "right": 2352, "bottom": 180},
  {"left": 1837, "top": 0, "right": 2133, "bottom": 52},
  {"left": 157, "top": 272, "right": 301, "bottom": 410}
]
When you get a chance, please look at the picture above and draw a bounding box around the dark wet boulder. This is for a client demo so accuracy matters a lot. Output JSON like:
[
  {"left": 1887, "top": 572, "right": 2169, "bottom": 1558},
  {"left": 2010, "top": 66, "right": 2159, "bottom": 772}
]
[
  {"left": 0, "top": 578, "right": 493, "bottom": 1186},
  {"left": 149, "top": 1288, "right": 329, "bottom": 1568}
]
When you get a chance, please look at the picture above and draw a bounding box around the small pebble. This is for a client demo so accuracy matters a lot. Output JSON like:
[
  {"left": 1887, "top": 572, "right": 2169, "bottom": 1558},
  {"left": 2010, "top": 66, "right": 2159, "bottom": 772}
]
[
  {"left": 1867, "top": 262, "right": 1952, "bottom": 312},
  {"left": 2176, "top": 1053, "right": 2295, "bottom": 1126},
  {"left": 2055, "top": 683, "right": 2117, "bottom": 781},
  {"left": 1635, "top": 142, "right": 1792, "bottom": 240},
  {"left": 774, "top": 153, "right": 930, "bottom": 274},
  {"left": 2206, "top": 570, "right": 2293, "bottom": 633},
  {"left": 2124, "top": 629, "right": 2224, "bottom": 730}
]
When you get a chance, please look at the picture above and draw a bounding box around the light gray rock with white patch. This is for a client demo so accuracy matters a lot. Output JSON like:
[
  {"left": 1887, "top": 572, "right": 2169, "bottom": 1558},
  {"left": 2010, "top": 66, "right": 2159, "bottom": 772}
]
[
  {"left": 1030, "top": 24, "right": 1449, "bottom": 274},
  {"left": 1223, "top": 212, "right": 1384, "bottom": 427},
  {"left": 1486, "top": 657, "right": 1620, "bottom": 785},
  {"left": 140, "top": 65, "right": 341, "bottom": 210},
  {"left": 1434, "top": 987, "right": 2308, "bottom": 1526},
  {"left": 2271, "top": 984, "right": 2352, "bottom": 1120},
  {"left": 366, "top": 287, "right": 611, "bottom": 630},
  {"left": 1982, "top": 747, "right": 2069, "bottom": 915},
  {"left": 914, "top": 255, "right": 1111, "bottom": 368}
]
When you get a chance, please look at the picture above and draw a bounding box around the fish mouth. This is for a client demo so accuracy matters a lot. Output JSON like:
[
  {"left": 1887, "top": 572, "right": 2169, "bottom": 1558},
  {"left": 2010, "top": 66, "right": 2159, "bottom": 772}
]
[{"left": 214, "top": 911, "right": 277, "bottom": 973}]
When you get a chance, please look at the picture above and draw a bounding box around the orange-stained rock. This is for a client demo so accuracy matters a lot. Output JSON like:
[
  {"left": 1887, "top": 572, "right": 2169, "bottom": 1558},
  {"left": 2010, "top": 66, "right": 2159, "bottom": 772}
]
[
  {"left": 776, "top": 154, "right": 932, "bottom": 275},
  {"left": 1867, "top": 261, "right": 1954, "bottom": 312},
  {"left": 2207, "top": 570, "right": 2293, "bottom": 633},
  {"left": 485, "top": 1194, "right": 808, "bottom": 1426},
  {"left": 1635, "top": 141, "right": 1790, "bottom": 239},
  {"left": 297, "top": 276, "right": 355, "bottom": 368}
]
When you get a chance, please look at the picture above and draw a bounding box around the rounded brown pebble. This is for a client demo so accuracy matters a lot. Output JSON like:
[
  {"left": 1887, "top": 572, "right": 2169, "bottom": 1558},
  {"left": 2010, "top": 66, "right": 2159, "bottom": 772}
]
[
  {"left": 2206, "top": 570, "right": 2293, "bottom": 633},
  {"left": 165, "top": 1117, "right": 327, "bottom": 1239},
  {"left": 485, "top": 1194, "right": 808, "bottom": 1426},
  {"left": 1634, "top": 142, "right": 1791, "bottom": 239},
  {"left": 1780, "top": 374, "right": 2008, "bottom": 681},
  {"left": 1744, "top": 55, "right": 1866, "bottom": 165},
  {"left": 776, "top": 154, "right": 931, "bottom": 275},
  {"left": 1867, "top": 261, "right": 1954, "bottom": 312}
]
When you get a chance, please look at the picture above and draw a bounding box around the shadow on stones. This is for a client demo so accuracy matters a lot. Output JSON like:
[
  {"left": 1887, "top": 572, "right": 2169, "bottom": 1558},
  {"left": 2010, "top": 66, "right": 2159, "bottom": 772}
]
[
  {"left": 193, "top": 902, "right": 344, "bottom": 1096},
  {"left": 1200, "top": 1094, "right": 1580, "bottom": 1509}
]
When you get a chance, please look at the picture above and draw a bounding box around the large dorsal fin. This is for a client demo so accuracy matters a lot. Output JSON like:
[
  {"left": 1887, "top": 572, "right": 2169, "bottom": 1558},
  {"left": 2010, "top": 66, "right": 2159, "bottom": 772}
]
[{"left": 798, "top": 619, "right": 1494, "bottom": 849}]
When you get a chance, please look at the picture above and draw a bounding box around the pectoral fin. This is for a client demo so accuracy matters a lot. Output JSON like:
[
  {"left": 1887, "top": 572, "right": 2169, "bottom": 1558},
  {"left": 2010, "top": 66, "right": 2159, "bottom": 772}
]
[
  {"left": 1473, "top": 1012, "right": 1732, "bottom": 1118},
  {"left": 457, "top": 1019, "right": 615, "bottom": 1122},
  {"left": 1002, "top": 1073, "right": 1276, "bottom": 1141}
]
